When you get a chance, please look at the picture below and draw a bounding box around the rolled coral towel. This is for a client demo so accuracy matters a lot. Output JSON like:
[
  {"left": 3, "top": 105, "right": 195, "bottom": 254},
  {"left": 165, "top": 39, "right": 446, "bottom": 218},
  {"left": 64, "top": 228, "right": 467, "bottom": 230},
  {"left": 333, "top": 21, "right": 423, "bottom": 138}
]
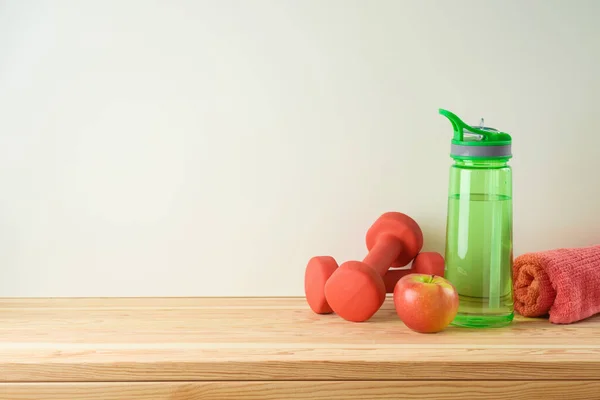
[{"left": 513, "top": 244, "right": 600, "bottom": 324}]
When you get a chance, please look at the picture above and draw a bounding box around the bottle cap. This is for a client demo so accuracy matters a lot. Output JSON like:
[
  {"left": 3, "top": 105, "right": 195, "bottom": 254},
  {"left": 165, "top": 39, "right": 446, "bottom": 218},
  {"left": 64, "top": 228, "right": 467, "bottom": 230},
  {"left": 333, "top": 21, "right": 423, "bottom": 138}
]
[{"left": 439, "top": 109, "right": 512, "bottom": 160}]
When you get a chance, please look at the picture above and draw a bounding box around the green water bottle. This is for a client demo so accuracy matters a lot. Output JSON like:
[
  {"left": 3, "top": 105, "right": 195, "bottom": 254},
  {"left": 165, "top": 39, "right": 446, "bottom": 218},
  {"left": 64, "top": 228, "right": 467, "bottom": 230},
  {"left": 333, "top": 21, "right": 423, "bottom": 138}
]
[{"left": 439, "top": 109, "right": 514, "bottom": 328}]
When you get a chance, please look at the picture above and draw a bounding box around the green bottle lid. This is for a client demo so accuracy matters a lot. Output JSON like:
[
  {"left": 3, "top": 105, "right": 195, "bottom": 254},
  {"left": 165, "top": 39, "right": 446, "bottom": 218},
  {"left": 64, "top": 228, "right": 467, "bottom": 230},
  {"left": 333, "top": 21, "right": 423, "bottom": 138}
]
[{"left": 439, "top": 108, "right": 512, "bottom": 160}]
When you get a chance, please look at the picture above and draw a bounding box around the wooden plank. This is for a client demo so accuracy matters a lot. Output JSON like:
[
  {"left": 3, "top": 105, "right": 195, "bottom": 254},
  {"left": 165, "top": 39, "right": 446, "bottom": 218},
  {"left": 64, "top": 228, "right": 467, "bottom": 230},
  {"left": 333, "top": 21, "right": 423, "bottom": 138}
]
[
  {"left": 0, "top": 298, "right": 598, "bottom": 345},
  {"left": 1, "top": 297, "right": 599, "bottom": 382},
  {"left": 0, "top": 297, "right": 307, "bottom": 310},
  {"left": 2, "top": 381, "right": 600, "bottom": 400},
  {"left": 2, "top": 346, "right": 600, "bottom": 382}
]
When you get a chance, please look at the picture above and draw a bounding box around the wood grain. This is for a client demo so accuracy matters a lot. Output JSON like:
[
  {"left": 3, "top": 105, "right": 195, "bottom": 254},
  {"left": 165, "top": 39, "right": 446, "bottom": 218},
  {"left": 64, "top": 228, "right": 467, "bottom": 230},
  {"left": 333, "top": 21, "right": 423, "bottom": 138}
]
[
  {"left": 1, "top": 296, "right": 599, "bottom": 382},
  {"left": 2, "top": 381, "right": 600, "bottom": 400}
]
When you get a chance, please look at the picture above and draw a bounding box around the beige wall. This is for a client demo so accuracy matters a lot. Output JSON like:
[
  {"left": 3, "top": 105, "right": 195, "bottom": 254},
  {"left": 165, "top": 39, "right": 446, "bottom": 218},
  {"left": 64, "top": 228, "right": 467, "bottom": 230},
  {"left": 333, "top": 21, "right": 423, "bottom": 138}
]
[{"left": 1, "top": 0, "right": 599, "bottom": 296}]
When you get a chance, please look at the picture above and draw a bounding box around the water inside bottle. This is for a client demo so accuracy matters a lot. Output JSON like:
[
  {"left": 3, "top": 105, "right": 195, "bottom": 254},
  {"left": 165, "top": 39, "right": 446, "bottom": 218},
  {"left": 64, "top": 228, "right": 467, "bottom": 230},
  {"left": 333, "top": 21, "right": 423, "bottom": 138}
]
[{"left": 445, "top": 193, "right": 514, "bottom": 328}]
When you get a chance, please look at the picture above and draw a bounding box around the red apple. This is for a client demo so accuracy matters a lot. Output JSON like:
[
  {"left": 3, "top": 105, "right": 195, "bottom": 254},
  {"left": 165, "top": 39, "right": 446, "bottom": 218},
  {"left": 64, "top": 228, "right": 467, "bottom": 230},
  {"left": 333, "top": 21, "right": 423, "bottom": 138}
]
[{"left": 393, "top": 273, "right": 459, "bottom": 333}]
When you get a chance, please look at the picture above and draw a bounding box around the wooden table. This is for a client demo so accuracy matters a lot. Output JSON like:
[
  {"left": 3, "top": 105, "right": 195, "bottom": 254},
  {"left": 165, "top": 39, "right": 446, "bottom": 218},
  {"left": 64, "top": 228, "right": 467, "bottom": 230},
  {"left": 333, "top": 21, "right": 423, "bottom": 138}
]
[{"left": 0, "top": 296, "right": 599, "bottom": 399}]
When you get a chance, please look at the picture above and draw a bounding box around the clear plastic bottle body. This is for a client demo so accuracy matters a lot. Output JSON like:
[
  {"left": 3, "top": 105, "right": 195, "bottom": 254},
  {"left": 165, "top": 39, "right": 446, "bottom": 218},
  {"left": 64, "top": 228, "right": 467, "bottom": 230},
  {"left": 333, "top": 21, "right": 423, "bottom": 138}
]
[{"left": 444, "top": 158, "right": 514, "bottom": 328}]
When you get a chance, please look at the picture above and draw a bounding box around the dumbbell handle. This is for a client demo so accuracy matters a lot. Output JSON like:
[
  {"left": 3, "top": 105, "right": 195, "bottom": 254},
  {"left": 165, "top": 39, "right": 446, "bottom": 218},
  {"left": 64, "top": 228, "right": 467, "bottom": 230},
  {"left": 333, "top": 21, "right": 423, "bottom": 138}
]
[
  {"left": 382, "top": 269, "right": 411, "bottom": 292},
  {"left": 384, "top": 252, "right": 446, "bottom": 292},
  {"left": 362, "top": 234, "right": 403, "bottom": 276}
]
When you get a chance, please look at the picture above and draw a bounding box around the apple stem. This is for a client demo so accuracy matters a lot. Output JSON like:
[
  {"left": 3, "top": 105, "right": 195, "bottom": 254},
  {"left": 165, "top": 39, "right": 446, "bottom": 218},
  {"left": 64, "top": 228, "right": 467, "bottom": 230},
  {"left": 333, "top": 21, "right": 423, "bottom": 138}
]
[{"left": 429, "top": 274, "right": 435, "bottom": 283}]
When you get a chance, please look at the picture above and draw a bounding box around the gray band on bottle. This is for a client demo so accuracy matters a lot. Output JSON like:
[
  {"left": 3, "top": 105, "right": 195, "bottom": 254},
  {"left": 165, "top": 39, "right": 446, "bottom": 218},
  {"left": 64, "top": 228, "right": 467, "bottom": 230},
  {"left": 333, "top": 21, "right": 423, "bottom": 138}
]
[{"left": 451, "top": 144, "right": 512, "bottom": 158}]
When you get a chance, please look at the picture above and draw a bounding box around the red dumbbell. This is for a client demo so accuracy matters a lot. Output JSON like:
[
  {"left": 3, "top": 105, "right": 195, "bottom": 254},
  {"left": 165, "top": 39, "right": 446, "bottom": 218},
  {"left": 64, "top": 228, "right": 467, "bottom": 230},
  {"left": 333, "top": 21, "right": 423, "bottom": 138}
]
[
  {"left": 305, "top": 251, "right": 445, "bottom": 315},
  {"left": 324, "top": 212, "right": 424, "bottom": 322},
  {"left": 305, "top": 256, "right": 404, "bottom": 314}
]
